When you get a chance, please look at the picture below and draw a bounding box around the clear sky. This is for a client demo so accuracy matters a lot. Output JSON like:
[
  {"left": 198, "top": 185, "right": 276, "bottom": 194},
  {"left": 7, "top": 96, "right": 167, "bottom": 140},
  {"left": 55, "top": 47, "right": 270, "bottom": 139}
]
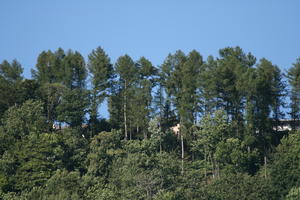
[{"left": 1, "top": 0, "right": 300, "bottom": 118}]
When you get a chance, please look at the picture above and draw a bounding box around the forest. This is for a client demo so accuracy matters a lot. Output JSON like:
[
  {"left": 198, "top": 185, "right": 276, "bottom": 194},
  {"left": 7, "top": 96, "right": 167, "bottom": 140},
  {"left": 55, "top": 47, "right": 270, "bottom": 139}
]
[{"left": 0, "top": 46, "right": 300, "bottom": 199}]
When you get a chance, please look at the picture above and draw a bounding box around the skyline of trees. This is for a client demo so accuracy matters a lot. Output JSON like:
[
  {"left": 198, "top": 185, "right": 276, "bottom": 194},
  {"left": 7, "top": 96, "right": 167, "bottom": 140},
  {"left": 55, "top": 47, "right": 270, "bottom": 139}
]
[{"left": 0, "top": 46, "right": 300, "bottom": 199}]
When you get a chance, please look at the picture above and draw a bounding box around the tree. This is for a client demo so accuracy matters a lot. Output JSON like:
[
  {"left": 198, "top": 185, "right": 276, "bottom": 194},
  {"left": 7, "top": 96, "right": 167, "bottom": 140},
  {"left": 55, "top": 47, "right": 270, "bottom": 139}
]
[
  {"left": 214, "top": 138, "right": 260, "bottom": 174},
  {"left": 198, "top": 173, "right": 276, "bottom": 200},
  {"left": 286, "top": 187, "right": 300, "bottom": 200},
  {"left": 3, "top": 133, "right": 64, "bottom": 192},
  {"left": 200, "top": 56, "right": 219, "bottom": 114},
  {"left": 108, "top": 84, "right": 123, "bottom": 130},
  {"left": 269, "top": 132, "right": 300, "bottom": 199},
  {"left": 109, "top": 150, "right": 181, "bottom": 200},
  {"left": 40, "top": 82, "right": 66, "bottom": 126},
  {"left": 15, "top": 79, "right": 40, "bottom": 104},
  {"left": 177, "top": 50, "right": 203, "bottom": 126},
  {"left": 61, "top": 50, "right": 86, "bottom": 89},
  {"left": 84, "top": 130, "right": 123, "bottom": 187},
  {"left": 245, "top": 58, "right": 285, "bottom": 172},
  {"left": 115, "top": 55, "right": 137, "bottom": 140},
  {"left": 31, "top": 49, "right": 66, "bottom": 125},
  {"left": 287, "top": 58, "right": 300, "bottom": 130},
  {"left": 148, "top": 117, "right": 164, "bottom": 153},
  {"left": 56, "top": 88, "right": 89, "bottom": 127},
  {"left": 192, "top": 109, "right": 228, "bottom": 178},
  {"left": 0, "top": 60, "right": 23, "bottom": 83},
  {"left": 0, "top": 77, "right": 15, "bottom": 120},
  {"left": 161, "top": 50, "right": 204, "bottom": 173},
  {"left": 0, "top": 101, "right": 63, "bottom": 193},
  {"left": 153, "top": 71, "right": 177, "bottom": 131},
  {"left": 214, "top": 47, "right": 256, "bottom": 137},
  {"left": 32, "top": 49, "right": 64, "bottom": 84},
  {"left": 1, "top": 100, "right": 46, "bottom": 139},
  {"left": 55, "top": 50, "right": 88, "bottom": 127},
  {"left": 0, "top": 59, "right": 24, "bottom": 120},
  {"left": 27, "top": 170, "right": 83, "bottom": 200},
  {"left": 131, "top": 57, "right": 157, "bottom": 139},
  {"left": 87, "top": 47, "right": 113, "bottom": 136}
]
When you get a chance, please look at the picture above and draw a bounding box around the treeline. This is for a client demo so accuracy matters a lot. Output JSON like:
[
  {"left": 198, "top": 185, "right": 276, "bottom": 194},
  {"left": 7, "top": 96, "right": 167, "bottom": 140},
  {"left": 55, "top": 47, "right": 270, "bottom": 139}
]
[{"left": 0, "top": 46, "right": 300, "bottom": 199}]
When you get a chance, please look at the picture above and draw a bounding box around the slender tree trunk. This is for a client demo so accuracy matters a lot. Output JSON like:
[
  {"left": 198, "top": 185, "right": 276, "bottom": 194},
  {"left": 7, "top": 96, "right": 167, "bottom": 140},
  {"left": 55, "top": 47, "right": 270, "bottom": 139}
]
[
  {"left": 181, "top": 133, "right": 184, "bottom": 174},
  {"left": 90, "top": 90, "right": 98, "bottom": 137},
  {"left": 143, "top": 116, "right": 147, "bottom": 139},
  {"left": 159, "top": 139, "right": 162, "bottom": 153},
  {"left": 204, "top": 147, "right": 207, "bottom": 178},
  {"left": 129, "top": 121, "right": 132, "bottom": 140},
  {"left": 213, "top": 156, "right": 216, "bottom": 178},
  {"left": 124, "top": 83, "right": 128, "bottom": 140},
  {"left": 264, "top": 155, "right": 267, "bottom": 178},
  {"left": 209, "top": 153, "right": 215, "bottom": 179},
  {"left": 217, "top": 160, "right": 220, "bottom": 178}
]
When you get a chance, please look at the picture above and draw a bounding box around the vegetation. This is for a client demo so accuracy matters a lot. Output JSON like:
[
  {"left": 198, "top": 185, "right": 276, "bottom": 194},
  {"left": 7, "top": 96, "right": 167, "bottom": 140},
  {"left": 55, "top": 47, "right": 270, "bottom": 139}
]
[{"left": 0, "top": 46, "right": 299, "bottom": 199}]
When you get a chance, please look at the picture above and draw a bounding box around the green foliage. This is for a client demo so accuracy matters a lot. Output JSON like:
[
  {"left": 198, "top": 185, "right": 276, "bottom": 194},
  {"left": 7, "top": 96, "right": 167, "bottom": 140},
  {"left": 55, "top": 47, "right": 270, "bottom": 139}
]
[
  {"left": 59, "top": 128, "right": 88, "bottom": 172},
  {"left": 0, "top": 77, "right": 15, "bottom": 121},
  {"left": 39, "top": 82, "right": 66, "bottom": 125},
  {"left": 0, "top": 132, "right": 64, "bottom": 192},
  {"left": 0, "top": 60, "right": 23, "bottom": 83},
  {"left": 114, "top": 54, "right": 138, "bottom": 139},
  {"left": 88, "top": 47, "right": 113, "bottom": 94},
  {"left": 109, "top": 151, "right": 181, "bottom": 200},
  {"left": 56, "top": 88, "right": 89, "bottom": 127},
  {"left": 85, "top": 130, "right": 123, "bottom": 185},
  {"left": 15, "top": 79, "right": 40, "bottom": 104},
  {"left": 84, "top": 183, "right": 120, "bottom": 200},
  {"left": 18, "top": 170, "right": 83, "bottom": 200},
  {"left": 215, "top": 138, "right": 260, "bottom": 174},
  {"left": 32, "top": 49, "right": 64, "bottom": 84},
  {"left": 213, "top": 47, "right": 256, "bottom": 136},
  {"left": 287, "top": 58, "right": 300, "bottom": 127},
  {"left": 198, "top": 173, "right": 276, "bottom": 200},
  {"left": 269, "top": 132, "right": 300, "bottom": 199},
  {"left": 43, "top": 170, "right": 82, "bottom": 200},
  {"left": 285, "top": 187, "right": 300, "bottom": 200},
  {"left": 0, "top": 47, "right": 298, "bottom": 199},
  {"left": 0, "top": 60, "right": 24, "bottom": 121},
  {"left": 2, "top": 100, "right": 46, "bottom": 139},
  {"left": 88, "top": 47, "right": 113, "bottom": 136},
  {"left": 131, "top": 57, "right": 156, "bottom": 138},
  {"left": 193, "top": 109, "right": 228, "bottom": 156}
]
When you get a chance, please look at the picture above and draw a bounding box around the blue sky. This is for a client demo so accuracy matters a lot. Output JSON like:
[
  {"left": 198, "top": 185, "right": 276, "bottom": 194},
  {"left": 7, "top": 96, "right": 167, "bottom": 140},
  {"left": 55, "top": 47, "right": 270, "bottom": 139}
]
[{"left": 1, "top": 0, "right": 300, "bottom": 118}]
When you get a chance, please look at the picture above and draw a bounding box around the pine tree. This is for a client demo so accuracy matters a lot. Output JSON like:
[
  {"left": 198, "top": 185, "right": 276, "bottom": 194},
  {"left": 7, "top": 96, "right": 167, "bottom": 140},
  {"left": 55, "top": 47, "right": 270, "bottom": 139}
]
[
  {"left": 56, "top": 50, "right": 88, "bottom": 127},
  {"left": 114, "top": 55, "right": 137, "bottom": 140},
  {"left": 32, "top": 49, "right": 66, "bottom": 125},
  {"left": 214, "top": 47, "right": 256, "bottom": 137},
  {"left": 0, "top": 59, "right": 24, "bottom": 120},
  {"left": 62, "top": 50, "right": 87, "bottom": 89},
  {"left": 0, "top": 59, "right": 23, "bottom": 82},
  {"left": 287, "top": 58, "right": 300, "bottom": 130},
  {"left": 131, "top": 57, "right": 157, "bottom": 139},
  {"left": 87, "top": 47, "right": 113, "bottom": 136}
]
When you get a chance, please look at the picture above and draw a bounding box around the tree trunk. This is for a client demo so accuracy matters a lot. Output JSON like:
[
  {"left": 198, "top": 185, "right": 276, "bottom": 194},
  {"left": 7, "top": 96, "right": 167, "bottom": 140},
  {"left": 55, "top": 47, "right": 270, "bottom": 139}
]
[
  {"left": 124, "top": 83, "right": 128, "bottom": 140},
  {"left": 264, "top": 155, "right": 267, "bottom": 178},
  {"left": 129, "top": 121, "right": 132, "bottom": 140},
  {"left": 209, "top": 154, "right": 214, "bottom": 179},
  {"left": 181, "top": 133, "right": 184, "bottom": 174},
  {"left": 159, "top": 139, "right": 162, "bottom": 153},
  {"left": 204, "top": 147, "right": 207, "bottom": 178}
]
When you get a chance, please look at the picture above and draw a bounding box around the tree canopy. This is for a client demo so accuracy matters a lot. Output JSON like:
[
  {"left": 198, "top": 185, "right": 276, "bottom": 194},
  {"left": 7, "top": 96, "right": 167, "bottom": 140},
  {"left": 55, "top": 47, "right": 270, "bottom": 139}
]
[{"left": 0, "top": 46, "right": 299, "bottom": 199}]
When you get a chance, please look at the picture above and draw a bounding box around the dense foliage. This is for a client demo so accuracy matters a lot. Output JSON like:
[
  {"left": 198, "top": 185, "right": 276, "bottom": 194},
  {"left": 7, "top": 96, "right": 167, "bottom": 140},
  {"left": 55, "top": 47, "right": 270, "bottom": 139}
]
[{"left": 0, "top": 46, "right": 299, "bottom": 199}]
